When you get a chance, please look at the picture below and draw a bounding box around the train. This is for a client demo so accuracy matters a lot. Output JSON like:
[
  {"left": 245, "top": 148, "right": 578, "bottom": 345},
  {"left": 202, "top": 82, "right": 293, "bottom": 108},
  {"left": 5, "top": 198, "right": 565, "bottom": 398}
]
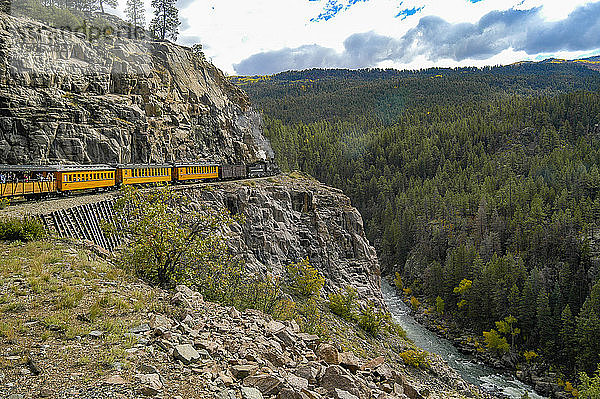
[{"left": 0, "top": 161, "right": 278, "bottom": 200}]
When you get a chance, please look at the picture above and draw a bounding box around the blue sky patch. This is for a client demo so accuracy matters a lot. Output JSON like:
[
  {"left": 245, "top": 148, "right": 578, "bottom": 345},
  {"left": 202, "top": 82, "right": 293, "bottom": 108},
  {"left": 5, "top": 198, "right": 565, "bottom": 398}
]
[
  {"left": 311, "top": 0, "right": 371, "bottom": 22},
  {"left": 395, "top": 5, "right": 424, "bottom": 19}
]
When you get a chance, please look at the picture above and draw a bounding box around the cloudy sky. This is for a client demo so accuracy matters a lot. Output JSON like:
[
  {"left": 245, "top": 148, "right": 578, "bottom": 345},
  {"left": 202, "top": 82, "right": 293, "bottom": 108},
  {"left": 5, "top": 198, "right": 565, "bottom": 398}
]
[{"left": 118, "top": 0, "right": 600, "bottom": 76}]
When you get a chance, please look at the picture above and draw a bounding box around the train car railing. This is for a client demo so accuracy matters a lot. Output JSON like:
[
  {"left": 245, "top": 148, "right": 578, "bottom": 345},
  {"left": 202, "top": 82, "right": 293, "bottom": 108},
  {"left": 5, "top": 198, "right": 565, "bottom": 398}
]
[{"left": 0, "top": 179, "right": 57, "bottom": 198}]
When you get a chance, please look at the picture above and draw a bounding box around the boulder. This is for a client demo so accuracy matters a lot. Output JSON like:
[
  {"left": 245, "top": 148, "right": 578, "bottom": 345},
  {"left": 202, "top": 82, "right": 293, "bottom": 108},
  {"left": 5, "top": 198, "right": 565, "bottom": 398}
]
[
  {"left": 137, "top": 373, "right": 162, "bottom": 396},
  {"left": 332, "top": 389, "right": 359, "bottom": 399},
  {"left": 320, "top": 365, "right": 360, "bottom": 398},
  {"left": 244, "top": 374, "right": 283, "bottom": 396},
  {"left": 286, "top": 373, "right": 309, "bottom": 391},
  {"left": 362, "top": 356, "right": 384, "bottom": 371},
  {"left": 277, "top": 389, "right": 305, "bottom": 399},
  {"left": 339, "top": 352, "right": 361, "bottom": 373},
  {"left": 241, "top": 387, "right": 264, "bottom": 399},
  {"left": 267, "top": 320, "right": 286, "bottom": 334},
  {"left": 231, "top": 364, "right": 259, "bottom": 380},
  {"left": 173, "top": 344, "right": 200, "bottom": 365},
  {"left": 316, "top": 344, "right": 339, "bottom": 365}
]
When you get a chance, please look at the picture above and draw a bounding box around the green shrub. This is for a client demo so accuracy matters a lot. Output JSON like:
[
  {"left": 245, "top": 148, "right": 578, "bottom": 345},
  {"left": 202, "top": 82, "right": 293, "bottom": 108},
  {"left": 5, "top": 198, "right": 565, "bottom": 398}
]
[
  {"left": 0, "top": 198, "right": 9, "bottom": 210},
  {"left": 399, "top": 349, "right": 429, "bottom": 368},
  {"left": 328, "top": 286, "right": 357, "bottom": 321},
  {"left": 394, "top": 272, "right": 403, "bottom": 290},
  {"left": 357, "top": 302, "right": 387, "bottom": 336},
  {"left": 285, "top": 258, "right": 324, "bottom": 298},
  {"left": 435, "top": 296, "right": 445, "bottom": 314},
  {"left": 0, "top": 217, "right": 46, "bottom": 241},
  {"left": 295, "top": 298, "right": 327, "bottom": 337}
]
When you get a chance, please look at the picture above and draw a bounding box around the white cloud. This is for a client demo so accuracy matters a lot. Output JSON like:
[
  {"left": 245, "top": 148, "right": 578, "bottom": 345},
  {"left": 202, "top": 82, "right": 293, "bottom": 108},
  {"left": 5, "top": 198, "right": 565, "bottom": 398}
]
[{"left": 110, "top": 0, "right": 600, "bottom": 74}]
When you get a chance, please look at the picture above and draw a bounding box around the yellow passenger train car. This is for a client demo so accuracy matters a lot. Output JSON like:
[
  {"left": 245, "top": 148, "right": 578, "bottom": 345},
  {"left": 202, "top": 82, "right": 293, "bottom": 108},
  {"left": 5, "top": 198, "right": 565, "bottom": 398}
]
[
  {"left": 57, "top": 165, "right": 116, "bottom": 192},
  {"left": 116, "top": 164, "right": 172, "bottom": 185},
  {"left": 0, "top": 165, "right": 58, "bottom": 198},
  {"left": 173, "top": 163, "right": 219, "bottom": 182}
]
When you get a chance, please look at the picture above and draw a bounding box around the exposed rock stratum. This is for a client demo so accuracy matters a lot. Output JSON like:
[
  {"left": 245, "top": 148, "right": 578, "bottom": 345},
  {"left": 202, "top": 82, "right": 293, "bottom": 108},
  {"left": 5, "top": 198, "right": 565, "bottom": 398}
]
[{"left": 0, "top": 13, "right": 274, "bottom": 165}]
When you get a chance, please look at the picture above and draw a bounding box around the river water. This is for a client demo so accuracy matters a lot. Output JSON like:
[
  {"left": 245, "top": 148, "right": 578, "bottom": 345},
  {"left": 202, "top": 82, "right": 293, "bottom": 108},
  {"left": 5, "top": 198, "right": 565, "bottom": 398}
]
[{"left": 381, "top": 280, "right": 546, "bottom": 399}]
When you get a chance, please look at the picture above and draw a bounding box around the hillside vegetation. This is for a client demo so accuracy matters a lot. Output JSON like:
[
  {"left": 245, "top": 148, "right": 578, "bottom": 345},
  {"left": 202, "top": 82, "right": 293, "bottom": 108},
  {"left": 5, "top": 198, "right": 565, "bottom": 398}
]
[{"left": 235, "top": 64, "right": 600, "bottom": 386}]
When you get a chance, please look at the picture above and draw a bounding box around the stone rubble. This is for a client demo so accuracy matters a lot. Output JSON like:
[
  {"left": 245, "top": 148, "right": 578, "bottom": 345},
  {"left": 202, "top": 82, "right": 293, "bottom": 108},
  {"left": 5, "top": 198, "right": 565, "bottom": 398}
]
[{"left": 119, "top": 284, "right": 434, "bottom": 399}]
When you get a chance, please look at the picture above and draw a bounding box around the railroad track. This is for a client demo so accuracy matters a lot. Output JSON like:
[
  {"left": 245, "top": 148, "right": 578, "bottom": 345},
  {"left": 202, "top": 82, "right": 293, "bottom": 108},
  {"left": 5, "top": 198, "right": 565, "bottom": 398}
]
[{"left": 2, "top": 176, "right": 276, "bottom": 218}]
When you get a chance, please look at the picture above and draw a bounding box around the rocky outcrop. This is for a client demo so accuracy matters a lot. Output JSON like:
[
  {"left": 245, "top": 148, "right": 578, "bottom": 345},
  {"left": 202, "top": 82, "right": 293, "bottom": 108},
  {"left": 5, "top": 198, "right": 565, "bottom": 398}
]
[
  {"left": 183, "top": 174, "right": 382, "bottom": 303},
  {"left": 0, "top": 12, "right": 274, "bottom": 165}
]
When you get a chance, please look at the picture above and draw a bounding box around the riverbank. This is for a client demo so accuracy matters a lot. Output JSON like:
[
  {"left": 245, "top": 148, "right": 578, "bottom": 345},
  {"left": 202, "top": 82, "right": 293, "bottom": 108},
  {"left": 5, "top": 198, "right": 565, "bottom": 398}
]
[
  {"left": 381, "top": 280, "right": 548, "bottom": 399},
  {"left": 384, "top": 280, "right": 575, "bottom": 399}
]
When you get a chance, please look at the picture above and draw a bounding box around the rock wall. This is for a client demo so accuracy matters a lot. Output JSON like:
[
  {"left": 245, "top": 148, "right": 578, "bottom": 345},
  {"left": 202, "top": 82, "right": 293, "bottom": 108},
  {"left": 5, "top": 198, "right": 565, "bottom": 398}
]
[
  {"left": 185, "top": 175, "right": 383, "bottom": 303},
  {"left": 0, "top": 12, "right": 274, "bottom": 165}
]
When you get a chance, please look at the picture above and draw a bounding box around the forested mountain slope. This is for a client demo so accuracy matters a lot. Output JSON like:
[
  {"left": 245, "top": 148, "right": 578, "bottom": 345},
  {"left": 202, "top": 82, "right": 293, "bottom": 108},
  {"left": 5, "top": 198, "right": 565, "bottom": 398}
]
[{"left": 233, "top": 64, "right": 600, "bottom": 384}]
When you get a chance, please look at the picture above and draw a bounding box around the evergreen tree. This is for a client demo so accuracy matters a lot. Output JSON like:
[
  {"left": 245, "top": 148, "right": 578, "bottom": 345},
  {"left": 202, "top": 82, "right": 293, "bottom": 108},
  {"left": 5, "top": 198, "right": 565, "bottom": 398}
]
[
  {"left": 536, "top": 289, "right": 554, "bottom": 353},
  {"left": 125, "top": 0, "right": 145, "bottom": 30},
  {"left": 97, "top": 0, "right": 117, "bottom": 13},
  {"left": 559, "top": 304, "right": 576, "bottom": 371},
  {"left": 576, "top": 281, "right": 600, "bottom": 374},
  {"left": 149, "top": 0, "right": 179, "bottom": 41}
]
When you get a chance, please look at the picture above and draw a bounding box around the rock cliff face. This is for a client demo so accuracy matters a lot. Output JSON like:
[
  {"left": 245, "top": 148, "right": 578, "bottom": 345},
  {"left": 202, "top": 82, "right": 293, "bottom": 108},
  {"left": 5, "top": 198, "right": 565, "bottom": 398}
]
[
  {"left": 0, "top": 12, "right": 274, "bottom": 165},
  {"left": 185, "top": 174, "right": 383, "bottom": 303}
]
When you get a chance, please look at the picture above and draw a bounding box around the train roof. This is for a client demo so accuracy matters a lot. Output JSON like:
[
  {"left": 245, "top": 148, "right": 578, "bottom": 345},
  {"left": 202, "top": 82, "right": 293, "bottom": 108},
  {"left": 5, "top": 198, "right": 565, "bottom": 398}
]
[
  {"left": 115, "top": 164, "right": 173, "bottom": 169},
  {"left": 0, "top": 164, "right": 115, "bottom": 172},
  {"left": 173, "top": 162, "right": 219, "bottom": 167}
]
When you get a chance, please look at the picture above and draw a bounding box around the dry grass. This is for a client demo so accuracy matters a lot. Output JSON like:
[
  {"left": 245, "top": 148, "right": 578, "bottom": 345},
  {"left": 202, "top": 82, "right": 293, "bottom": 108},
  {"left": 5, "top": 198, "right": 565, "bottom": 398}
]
[{"left": 0, "top": 239, "right": 165, "bottom": 384}]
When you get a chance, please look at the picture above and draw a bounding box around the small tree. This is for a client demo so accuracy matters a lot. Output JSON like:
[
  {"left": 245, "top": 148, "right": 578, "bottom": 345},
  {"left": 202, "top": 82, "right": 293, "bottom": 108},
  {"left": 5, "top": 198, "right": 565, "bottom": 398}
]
[
  {"left": 394, "top": 272, "right": 403, "bottom": 291},
  {"left": 125, "top": 0, "right": 145, "bottom": 31},
  {"left": 579, "top": 364, "right": 600, "bottom": 399},
  {"left": 328, "top": 286, "right": 357, "bottom": 321},
  {"left": 495, "top": 315, "right": 520, "bottom": 349},
  {"left": 108, "top": 185, "right": 236, "bottom": 288},
  {"left": 149, "top": 0, "right": 180, "bottom": 41},
  {"left": 97, "top": 0, "right": 117, "bottom": 14},
  {"left": 453, "top": 278, "right": 472, "bottom": 310},
  {"left": 523, "top": 350, "right": 538, "bottom": 363},
  {"left": 483, "top": 329, "right": 510, "bottom": 355},
  {"left": 285, "top": 258, "right": 324, "bottom": 298},
  {"left": 410, "top": 296, "right": 421, "bottom": 310},
  {"left": 435, "top": 296, "right": 445, "bottom": 315}
]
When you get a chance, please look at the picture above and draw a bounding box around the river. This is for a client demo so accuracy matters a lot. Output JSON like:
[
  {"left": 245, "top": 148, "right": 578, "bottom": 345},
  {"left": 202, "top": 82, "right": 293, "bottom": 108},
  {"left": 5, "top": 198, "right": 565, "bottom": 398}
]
[{"left": 381, "top": 280, "right": 546, "bottom": 399}]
